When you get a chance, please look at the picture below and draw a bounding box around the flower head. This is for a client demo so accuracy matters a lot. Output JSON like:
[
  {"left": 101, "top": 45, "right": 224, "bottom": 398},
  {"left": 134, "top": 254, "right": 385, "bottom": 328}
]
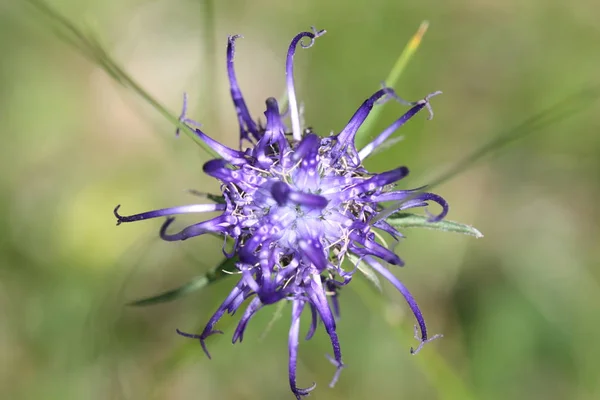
[{"left": 115, "top": 27, "right": 447, "bottom": 399}]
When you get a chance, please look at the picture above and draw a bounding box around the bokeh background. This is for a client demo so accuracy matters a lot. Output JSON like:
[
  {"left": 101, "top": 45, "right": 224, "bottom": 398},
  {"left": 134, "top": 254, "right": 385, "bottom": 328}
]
[{"left": 2, "top": 0, "right": 600, "bottom": 399}]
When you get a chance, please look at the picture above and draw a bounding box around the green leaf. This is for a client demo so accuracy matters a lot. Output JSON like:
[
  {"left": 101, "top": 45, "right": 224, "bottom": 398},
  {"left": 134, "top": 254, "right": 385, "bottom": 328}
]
[
  {"left": 128, "top": 257, "right": 238, "bottom": 306},
  {"left": 387, "top": 213, "right": 483, "bottom": 238},
  {"left": 347, "top": 253, "right": 382, "bottom": 292}
]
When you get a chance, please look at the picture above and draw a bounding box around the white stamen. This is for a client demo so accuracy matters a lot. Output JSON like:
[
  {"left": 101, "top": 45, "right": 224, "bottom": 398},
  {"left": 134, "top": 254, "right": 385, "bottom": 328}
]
[{"left": 289, "top": 89, "right": 302, "bottom": 142}]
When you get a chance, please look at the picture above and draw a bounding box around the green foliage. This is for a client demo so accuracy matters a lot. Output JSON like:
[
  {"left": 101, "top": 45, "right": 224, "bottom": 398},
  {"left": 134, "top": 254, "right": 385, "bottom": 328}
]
[{"left": 388, "top": 212, "right": 483, "bottom": 238}]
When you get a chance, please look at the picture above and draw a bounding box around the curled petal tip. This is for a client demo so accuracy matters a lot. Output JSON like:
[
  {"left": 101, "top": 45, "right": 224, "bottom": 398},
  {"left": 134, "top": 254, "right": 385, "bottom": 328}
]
[
  {"left": 292, "top": 382, "right": 317, "bottom": 400},
  {"left": 113, "top": 204, "right": 123, "bottom": 225},
  {"left": 381, "top": 85, "right": 413, "bottom": 107},
  {"left": 419, "top": 90, "right": 442, "bottom": 120},
  {"left": 310, "top": 26, "right": 327, "bottom": 37},
  {"left": 176, "top": 328, "right": 201, "bottom": 339},
  {"left": 159, "top": 217, "right": 176, "bottom": 239},
  {"left": 422, "top": 193, "right": 449, "bottom": 222},
  {"left": 265, "top": 97, "right": 278, "bottom": 108},
  {"left": 177, "top": 328, "right": 224, "bottom": 360},
  {"left": 299, "top": 27, "right": 326, "bottom": 49},
  {"left": 410, "top": 324, "right": 443, "bottom": 355},
  {"left": 325, "top": 354, "right": 346, "bottom": 388}
]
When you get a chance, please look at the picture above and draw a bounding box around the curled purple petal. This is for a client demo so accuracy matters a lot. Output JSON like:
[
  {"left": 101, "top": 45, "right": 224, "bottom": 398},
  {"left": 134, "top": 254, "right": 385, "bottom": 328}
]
[
  {"left": 114, "top": 203, "right": 225, "bottom": 225},
  {"left": 286, "top": 28, "right": 326, "bottom": 141},
  {"left": 365, "top": 256, "right": 441, "bottom": 353},
  {"left": 336, "top": 87, "right": 394, "bottom": 147},
  {"left": 349, "top": 231, "right": 404, "bottom": 267},
  {"left": 418, "top": 192, "right": 449, "bottom": 222},
  {"left": 307, "top": 276, "right": 344, "bottom": 387},
  {"left": 379, "top": 192, "right": 449, "bottom": 222},
  {"left": 232, "top": 296, "right": 262, "bottom": 343},
  {"left": 289, "top": 300, "right": 316, "bottom": 399},
  {"left": 369, "top": 186, "right": 425, "bottom": 203},
  {"left": 193, "top": 128, "right": 247, "bottom": 164},
  {"left": 305, "top": 303, "right": 318, "bottom": 341},
  {"left": 227, "top": 35, "right": 260, "bottom": 144},
  {"left": 159, "top": 215, "right": 235, "bottom": 241},
  {"left": 227, "top": 288, "right": 252, "bottom": 315}
]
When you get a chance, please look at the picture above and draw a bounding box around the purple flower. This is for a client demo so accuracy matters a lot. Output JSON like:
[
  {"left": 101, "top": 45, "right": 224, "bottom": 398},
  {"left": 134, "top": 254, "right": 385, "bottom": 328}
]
[{"left": 115, "top": 27, "right": 447, "bottom": 399}]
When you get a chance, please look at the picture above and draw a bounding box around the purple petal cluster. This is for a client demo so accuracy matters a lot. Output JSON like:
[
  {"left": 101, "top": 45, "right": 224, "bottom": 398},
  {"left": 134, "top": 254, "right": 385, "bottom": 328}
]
[{"left": 115, "top": 28, "right": 447, "bottom": 399}]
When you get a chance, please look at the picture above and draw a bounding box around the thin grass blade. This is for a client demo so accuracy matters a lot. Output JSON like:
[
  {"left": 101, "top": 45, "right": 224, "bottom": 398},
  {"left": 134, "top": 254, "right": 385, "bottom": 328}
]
[
  {"left": 25, "top": 0, "right": 220, "bottom": 158},
  {"left": 128, "top": 257, "right": 238, "bottom": 306},
  {"left": 355, "top": 21, "right": 429, "bottom": 148}
]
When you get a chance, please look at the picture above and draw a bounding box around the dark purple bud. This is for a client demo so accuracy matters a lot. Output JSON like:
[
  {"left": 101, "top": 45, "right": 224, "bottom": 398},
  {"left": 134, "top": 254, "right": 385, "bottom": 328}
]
[
  {"left": 271, "top": 181, "right": 291, "bottom": 206},
  {"left": 293, "top": 133, "right": 320, "bottom": 162},
  {"left": 357, "top": 166, "right": 409, "bottom": 192},
  {"left": 288, "top": 191, "right": 328, "bottom": 209},
  {"left": 299, "top": 238, "right": 328, "bottom": 271}
]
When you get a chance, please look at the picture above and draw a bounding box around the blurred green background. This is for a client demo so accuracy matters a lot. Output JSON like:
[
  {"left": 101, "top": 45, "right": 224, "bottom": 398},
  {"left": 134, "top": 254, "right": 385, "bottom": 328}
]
[{"left": 2, "top": 0, "right": 600, "bottom": 399}]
